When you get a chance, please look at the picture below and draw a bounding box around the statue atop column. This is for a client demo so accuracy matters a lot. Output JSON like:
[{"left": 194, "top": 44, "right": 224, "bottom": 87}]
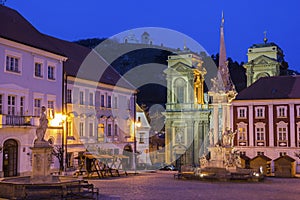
[
  {"left": 34, "top": 106, "right": 49, "bottom": 147},
  {"left": 222, "top": 127, "right": 236, "bottom": 147}
]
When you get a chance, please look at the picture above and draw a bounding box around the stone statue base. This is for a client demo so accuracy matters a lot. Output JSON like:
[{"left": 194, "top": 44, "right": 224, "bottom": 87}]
[
  {"left": 202, "top": 146, "right": 240, "bottom": 171},
  {"left": 30, "top": 146, "right": 53, "bottom": 183}
]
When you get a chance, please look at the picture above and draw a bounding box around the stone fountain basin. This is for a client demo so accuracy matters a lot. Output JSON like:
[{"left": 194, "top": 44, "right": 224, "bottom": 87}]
[{"left": 0, "top": 176, "right": 81, "bottom": 199}]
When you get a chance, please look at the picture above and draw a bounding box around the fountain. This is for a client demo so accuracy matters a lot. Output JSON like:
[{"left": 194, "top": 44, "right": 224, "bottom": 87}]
[{"left": 0, "top": 107, "right": 83, "bottom": 199}]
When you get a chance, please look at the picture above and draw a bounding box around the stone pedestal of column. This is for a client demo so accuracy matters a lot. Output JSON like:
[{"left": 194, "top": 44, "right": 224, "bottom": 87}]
[{"left": 30, "top": 146, "right": 53, "bottom": 183}]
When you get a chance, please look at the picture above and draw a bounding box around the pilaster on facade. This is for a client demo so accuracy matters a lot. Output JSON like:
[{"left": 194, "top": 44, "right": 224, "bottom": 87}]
[
  {"left": 289, "top": 103, "right": 295, "bottom": 147},
  {"left": 248, "top": 105, "right": 254, "bottom": 146},
  {"left": 268, "top": 104, "right": 274, "bottom": 147}
]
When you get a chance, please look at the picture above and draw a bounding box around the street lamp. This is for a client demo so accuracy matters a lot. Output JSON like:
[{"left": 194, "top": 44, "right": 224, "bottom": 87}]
[{"left": 133, "top": 117, "right": 141, "bottom": 173}]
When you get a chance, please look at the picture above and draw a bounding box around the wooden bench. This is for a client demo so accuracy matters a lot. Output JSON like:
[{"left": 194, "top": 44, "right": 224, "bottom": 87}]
[
  {"left": 24, "top": 185, "right": 64, "bottom": 200},
  {"left": 65, "top": 183, "right": 99, "bottom": 200}
]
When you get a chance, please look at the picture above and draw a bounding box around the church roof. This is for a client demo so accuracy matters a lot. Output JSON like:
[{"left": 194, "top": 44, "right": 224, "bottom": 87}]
[
  {"left": 249, "top": 42, "right": 281, "bottom": 49},
  {"left": 235, "top": 75, "right": 300, "bottom": 100}
]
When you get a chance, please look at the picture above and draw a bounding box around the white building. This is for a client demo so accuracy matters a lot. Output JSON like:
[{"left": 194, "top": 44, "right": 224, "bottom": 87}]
[{"left": 0, "top": 5, "right": 66, "bottom": 177}]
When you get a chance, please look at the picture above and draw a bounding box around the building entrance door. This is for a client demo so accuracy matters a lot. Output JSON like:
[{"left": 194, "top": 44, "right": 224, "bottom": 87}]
[{"left": 3, "top": 139, "right": 18, "bottom": 177}]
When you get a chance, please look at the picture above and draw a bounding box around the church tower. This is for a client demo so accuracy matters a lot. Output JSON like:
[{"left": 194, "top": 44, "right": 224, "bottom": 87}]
[
  {"left": 243, "top": 32, "right": 288, "bottom": 86},
  {"left": 164, "top": 48, "right": 210, "bottom": 167}
]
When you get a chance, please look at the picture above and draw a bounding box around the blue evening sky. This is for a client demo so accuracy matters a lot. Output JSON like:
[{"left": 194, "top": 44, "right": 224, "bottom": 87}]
[{"left": 5, "top": 0, "right": 300, "bottom": 71}]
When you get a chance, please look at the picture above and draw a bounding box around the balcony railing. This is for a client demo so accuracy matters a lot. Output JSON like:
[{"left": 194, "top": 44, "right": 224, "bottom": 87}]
[{"left": 0, "top": 114, "right": 35, "bottom": 127}]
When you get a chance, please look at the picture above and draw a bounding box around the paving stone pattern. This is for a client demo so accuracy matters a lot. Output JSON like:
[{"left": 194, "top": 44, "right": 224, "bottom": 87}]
[{"left": 88, "top": 171, "right": 300, "bottom": 200}]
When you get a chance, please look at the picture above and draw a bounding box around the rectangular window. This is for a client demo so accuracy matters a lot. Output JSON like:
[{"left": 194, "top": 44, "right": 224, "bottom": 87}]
[
  {"left": 0, "top": 94, "right": 3, "bottom": 114},
  {"left": 237, "top": 107, "right": 247, "bottom": 119},
  {"left": 8, "top": 95, "right": 16, "bottom": 115},
  {"left": 98, "top": 123, "right": 104, "bottom": 141},
  {"left": 79, "top": 91, "right": 84, "bottom": 105},
  {"left": 107, "top": 124, "right": 112, "bottom": 136},
  {"left": 127, "top": 99, "right": 130, "bottom": 109},
  {"left": 89, "top": 93, "right": 94, "bottom": 106},
  {"left": 256, "top": 127, "right": 265, "bottom": 141},
  {"left": 278, "top": 127, "right": 287, "bottom": 141},
  {"left": 47, "top": 101, "right": 54, "bottom": 119},
  {"left": 6, "top": 55, "right": 20, "bottom": 73},
  {"left": 257, "top": 151, "right": 264, "bottom": 156},
  {"left": 139, "top": 133, "right": 145, "bottom": 143},
  {"left": 79, "top": 122, "right": 84, "bottom": 137},
  {"left": 238, "top": 127, "right": 247, "bottom": 140},
  {"left": 255, "top": 107, "right": 265, "bottom": 118},
  {"left": 34, "top": 99, "right": 41, "bottom": 116},
  {"left": 34, "top": 63, "right": 43, "bottom": 77},
  {"left": 67, "top": 121, "right": 72, "bottom": 136},
  {"left": 47, "top": 65, "right": 55, "bottom": 80},
  {"left": 89, "top": 123, "right": 93, "bottom": 136},
  {"left": 114, "top": 124, "right": 118, "bottom": 136},
  {"left": 107, "top": 95, "right": 112, "bottom": 108},
  {"left": 20, "top": 96, "right": 24, "bottom": 116},
  {"left": 101, "top": 95, "right": 105, "bottom": 107},
  {"left": 277, "top": 106, "right": 287, "bottom": 118},
  {"left": 67, "top": 89, "right": 72, "bottom": 103},
  {"left": 114, "top": 96, "right": 118, "bottom": 108},
  {"left": 297, "top": 106, "right": 300, "bottom": 118}
]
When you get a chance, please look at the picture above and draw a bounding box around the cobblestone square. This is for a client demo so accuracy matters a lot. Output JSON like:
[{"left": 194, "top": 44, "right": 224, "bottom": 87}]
[{"left": 88, "top": 172, "right": 300, "bottom": 200}]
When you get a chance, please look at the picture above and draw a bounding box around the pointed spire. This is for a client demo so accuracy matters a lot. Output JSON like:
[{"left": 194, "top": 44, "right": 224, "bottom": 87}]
[{"left": 217, "top": 11, "right": 235, "bottom": 92}]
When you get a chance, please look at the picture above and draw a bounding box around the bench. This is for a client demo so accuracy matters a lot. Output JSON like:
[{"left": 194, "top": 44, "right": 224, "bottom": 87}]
[
  {"left": 24, "top": 185, "right": 64, "bottom": 200},
  {"left": 65, "top": 183, "right": 99, "bottom": 200}
]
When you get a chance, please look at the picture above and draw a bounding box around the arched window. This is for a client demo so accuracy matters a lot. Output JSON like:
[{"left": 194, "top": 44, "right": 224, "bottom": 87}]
[{"left": 174, "top": 78, "right": 186, "bottom": 103}]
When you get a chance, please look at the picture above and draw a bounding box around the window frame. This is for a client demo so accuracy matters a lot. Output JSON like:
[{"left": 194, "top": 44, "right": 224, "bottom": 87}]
[
  {"left": 237, "top": 107, "right": 247, "bottom": 119},
  {"left": 277, "top": 106, "right": 287, "bottom": 118},
  {"left": 34, "top": 62, "right": 43, "bottom": 78},
  {"left": 255, "top": 106, "right": 265, "bottom": 119},
  {"left": 47, "top": 65, "right": 56, "bottom": 80}
]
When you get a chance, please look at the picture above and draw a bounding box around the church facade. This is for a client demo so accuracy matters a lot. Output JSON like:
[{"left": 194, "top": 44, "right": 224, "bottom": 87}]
[{"left": 163, "top": 51, "right": 210, "bottom": 166}]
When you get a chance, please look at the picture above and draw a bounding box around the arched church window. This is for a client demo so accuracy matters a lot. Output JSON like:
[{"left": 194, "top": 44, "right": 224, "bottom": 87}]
[{"left": 174, "top": 78, "right": 186, "bottom": 103}]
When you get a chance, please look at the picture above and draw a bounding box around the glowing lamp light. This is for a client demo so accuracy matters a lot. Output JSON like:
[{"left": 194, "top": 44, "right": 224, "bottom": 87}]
[{"left": 49, "top": 113, "right": 66, "bottom": 127}]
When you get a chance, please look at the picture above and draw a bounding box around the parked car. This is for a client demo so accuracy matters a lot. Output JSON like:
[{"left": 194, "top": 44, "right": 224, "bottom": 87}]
[{"left": 159, "top": 164, "right": 178, "bottom": 171}]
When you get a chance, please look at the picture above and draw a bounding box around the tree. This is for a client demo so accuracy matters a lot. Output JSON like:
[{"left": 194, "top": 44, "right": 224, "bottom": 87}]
[{"left": 52, "top": 145, "right": 64, "bottom": 172}]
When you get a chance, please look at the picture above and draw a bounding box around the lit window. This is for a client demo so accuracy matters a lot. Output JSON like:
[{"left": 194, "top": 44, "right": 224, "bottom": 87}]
[
  {"left": 47, "top": 65, "right": 55, "bottom": 80},
  {"left": 47, "top": 101, "right": 54, "bottom": 119},
  {"left": 277, "top": 106, "right": 287, "bottom": 118},
  {"left": 34, "top": 63, "right": 43, "bottom": 77},
  {"left": 8, "top": 95, "right": 16, "bottom": 115},
  {"left": 67, "top": 121, "right": 72, "bottom": 136},
  {"left": 6, "top": 55, "right": 20, "bottom": 73},
  {"left": 98, "top": 123, "right": 104, "bottom": 141},
  {"left": 255, "top": 106, "right": 265, "bottom": 118},
  {"left": 237, "top": 107, "right": 247, "bottom": 119}
]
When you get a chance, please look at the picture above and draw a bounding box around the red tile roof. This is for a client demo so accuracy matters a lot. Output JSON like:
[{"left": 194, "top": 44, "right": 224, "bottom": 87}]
[{"left": 235, "top": 76, "right": 300, "bottom": 100}]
